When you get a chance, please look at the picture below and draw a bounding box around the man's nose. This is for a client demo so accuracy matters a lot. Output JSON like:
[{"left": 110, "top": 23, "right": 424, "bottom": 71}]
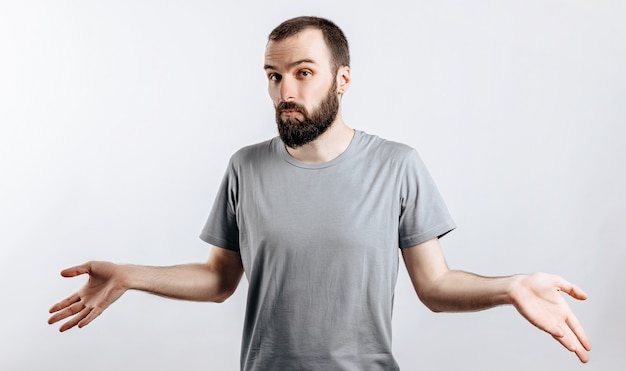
[{"left": 279, "top": 77, "right": 296, "bottom": 102}]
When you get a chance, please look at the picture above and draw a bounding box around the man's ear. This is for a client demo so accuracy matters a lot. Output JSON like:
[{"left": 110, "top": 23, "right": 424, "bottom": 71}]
[{"left": 336, "top": 66, "right": 351, "bottom": 95}]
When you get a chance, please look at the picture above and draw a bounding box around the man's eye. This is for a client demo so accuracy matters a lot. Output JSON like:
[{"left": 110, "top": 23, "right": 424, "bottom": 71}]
[
  {"left": 269, "top": 74, "right": 282, "bottom": 81},
  {"left": 299, "top": 71, "right": 312, "bottom": 77}
]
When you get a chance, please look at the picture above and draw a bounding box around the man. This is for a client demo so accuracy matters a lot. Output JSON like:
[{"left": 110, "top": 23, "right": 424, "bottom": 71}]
[{"left": 49, "top": 16, "right": 591, "bottom": 370}]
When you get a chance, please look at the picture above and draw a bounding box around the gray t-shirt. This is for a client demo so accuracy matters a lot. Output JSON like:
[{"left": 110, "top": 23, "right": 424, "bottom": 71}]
[{"left": 200, "top": 130, "right": 455, "bottom": 370}]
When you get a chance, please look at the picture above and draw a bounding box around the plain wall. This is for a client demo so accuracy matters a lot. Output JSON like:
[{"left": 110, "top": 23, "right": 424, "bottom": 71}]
[{"left": 1, "top": 1, "right": 624, "bottom": 370}]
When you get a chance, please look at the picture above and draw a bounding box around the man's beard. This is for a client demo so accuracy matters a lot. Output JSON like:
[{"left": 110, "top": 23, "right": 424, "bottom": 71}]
[{"left": 275, "top": 81, "right": 339, "bottom": 149}]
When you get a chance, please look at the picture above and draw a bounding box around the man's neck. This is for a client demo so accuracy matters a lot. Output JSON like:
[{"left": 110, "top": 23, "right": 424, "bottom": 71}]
[{"left": 285, "top": 117, "right": 355, "bottom": 164}]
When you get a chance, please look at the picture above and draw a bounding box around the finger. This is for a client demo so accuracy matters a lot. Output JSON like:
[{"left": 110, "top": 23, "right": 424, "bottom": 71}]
[
  {"left": 576, "top": 348, "right": 590, "bottom": 363},
  {"left": 528, "top": 311, "right": 564, "bottom": 338},
  {"left": 572, "top": 341, "right": 590, "bottom": 363},
  {"left": 60, "top": 263, "right": 91, "bottom": 278},
  {"left": 49, "top": 294, "right": 81, "bottom": 314},
  {"left": 542, "top": 322, "right": 564, "bottom": 339},
  {"left": 551, "top": 325, "right": 590, "bottom": 363},
  {"left": 48, "top": 300, "right": 85, "bottom": 325},
  {"left": 78, "top": 306, "right": 104, "bottom": 328},
  {"left": 555, "top": 278, "right": 588, "bottom": 300},
  {"left": 59, "top": 307, "right": 93, "bottom": 332},
  {"left": 567, "top": 315, "right": 592, "bottom": 351}
]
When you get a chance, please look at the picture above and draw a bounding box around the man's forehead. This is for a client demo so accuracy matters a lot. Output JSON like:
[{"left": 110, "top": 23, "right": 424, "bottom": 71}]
[{"left": 264, "top": 28, "right": 331, "bottom": 69}]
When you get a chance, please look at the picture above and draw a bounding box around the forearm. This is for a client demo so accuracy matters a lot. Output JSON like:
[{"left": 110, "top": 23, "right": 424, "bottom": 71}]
[
  {"left": 121, "top": 262, "right": 240, "bottom": 303},
  {"left": 419, "top": 270, "right": 526, "bottom": 312}
]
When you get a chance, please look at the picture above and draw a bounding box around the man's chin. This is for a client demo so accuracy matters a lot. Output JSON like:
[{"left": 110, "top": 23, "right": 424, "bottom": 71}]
[
  {"left": 279, "top": 117, "right": 304, "bottom": 127},
  {"left": 278, "top": 128, "right": 317, "bottom": 149}
]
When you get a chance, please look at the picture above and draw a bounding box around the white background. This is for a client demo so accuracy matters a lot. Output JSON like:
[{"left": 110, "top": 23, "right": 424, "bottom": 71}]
[{"left": 1, "top": 1, "right": 624, "bottom": 370}]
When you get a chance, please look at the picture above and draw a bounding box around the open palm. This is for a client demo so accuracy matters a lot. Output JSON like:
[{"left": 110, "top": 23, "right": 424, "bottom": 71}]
[
  {"left": 48, "top": 261, "right": 128, "bottom": 332},
  {"left": 509, "top": 272, "right": 592, "bottom": 362}
]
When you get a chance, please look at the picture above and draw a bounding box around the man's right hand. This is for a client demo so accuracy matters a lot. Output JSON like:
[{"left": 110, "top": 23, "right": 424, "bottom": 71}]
[{"left": 48, "top": 261, "right": 129, "bottom": 332}]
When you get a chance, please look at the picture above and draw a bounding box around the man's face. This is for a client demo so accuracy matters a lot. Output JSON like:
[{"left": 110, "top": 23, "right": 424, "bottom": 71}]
[{"left": 264, "top": 28, "right": 340, "bottom": 148}]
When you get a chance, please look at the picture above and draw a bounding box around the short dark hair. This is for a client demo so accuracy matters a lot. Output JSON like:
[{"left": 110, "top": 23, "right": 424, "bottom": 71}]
[{"left": 268, "top": 16, "right": 350, "bottom": 72}]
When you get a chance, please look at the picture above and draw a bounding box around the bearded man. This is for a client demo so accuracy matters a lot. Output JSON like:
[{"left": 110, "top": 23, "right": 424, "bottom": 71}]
[{"left": 49, "top": 16, "right": 591, "bottom": 370}]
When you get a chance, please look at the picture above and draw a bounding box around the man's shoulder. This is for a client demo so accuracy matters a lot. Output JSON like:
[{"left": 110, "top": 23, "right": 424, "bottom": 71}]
[
  {"left": 229, "top": 137, "right": 279, "bottom": 164},
  {"left": 357, "top": 130, "right": 416, "bottom": 159}
]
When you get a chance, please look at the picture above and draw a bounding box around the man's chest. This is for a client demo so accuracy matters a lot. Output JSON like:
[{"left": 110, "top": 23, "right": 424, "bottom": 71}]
[{"left": 235, "top": 165, "right": 402, "bottom": 252}]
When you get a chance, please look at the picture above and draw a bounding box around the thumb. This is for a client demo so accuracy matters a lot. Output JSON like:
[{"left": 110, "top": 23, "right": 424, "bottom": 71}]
[
  {"left": 557, "top": 278, "right": 588, "bottom": 301},
  {"left": 60, "top": 262, "right": 91, "bottom": 278}
]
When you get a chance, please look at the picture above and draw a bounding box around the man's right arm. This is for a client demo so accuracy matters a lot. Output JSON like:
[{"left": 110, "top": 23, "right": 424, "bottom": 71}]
[{"left": 48, "top": 246, "right": 243, "bottom": 332}]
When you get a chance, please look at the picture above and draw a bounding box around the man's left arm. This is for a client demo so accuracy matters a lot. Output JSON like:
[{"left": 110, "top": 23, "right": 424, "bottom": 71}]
[{"left": 401, "top": 237, "right": 592, "bottom": 363}]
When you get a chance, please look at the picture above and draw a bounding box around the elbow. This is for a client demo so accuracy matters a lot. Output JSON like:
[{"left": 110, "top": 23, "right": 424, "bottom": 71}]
[
  {"left": 417, "top": 287, "right": 446, "bottom": 313},
  {"left": 427, "top": 305, "right": 444, "bottom": 313},
  {"left": 420, "top": 296, "right": 444, "bottom": 313},
  {"left": 212, "top": 296, "right": 228, "bottom": 304},
  {"left": 412, "top": 269, "right": 454, "bottom": 313},
  {"left": 203, "top": 254, "right": 243, "bottom": 303},
  {"left": 210, "top": 277, "right": 240, "bottom": 303},
  {"left": 212, "top": 287, "right": 236, "bottom": 303},
  {"left": 423, "top": 301, "right": 443, "bottom": 313}
]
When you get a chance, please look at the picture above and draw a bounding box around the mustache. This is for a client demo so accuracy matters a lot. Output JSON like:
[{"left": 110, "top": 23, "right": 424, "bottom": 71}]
[{"left": 277, "top": 101, "right": 306, "bottom": 113}]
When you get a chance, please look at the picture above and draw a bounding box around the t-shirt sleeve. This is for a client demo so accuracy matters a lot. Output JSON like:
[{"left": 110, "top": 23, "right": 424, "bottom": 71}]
[
  {"left": 398, "top": 149, "right": 456, "bottom": 248},
  {"left": 199, "top": 159, "right": 240, "bottom": 251}
]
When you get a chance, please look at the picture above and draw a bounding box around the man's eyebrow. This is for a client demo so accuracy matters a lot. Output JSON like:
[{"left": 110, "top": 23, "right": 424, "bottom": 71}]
[{"left": 264, "top": 59, "right": 316, "bottom": 70}]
